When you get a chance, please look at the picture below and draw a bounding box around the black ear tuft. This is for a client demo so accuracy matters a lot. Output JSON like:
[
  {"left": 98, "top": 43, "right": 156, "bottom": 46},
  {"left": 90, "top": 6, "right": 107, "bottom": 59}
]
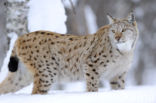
[
  {"left": 127, "top": 10, "right": 135, "bottom": 23},
  {"left": 107, "top": 13, "right": 115, "bottom": 24}
]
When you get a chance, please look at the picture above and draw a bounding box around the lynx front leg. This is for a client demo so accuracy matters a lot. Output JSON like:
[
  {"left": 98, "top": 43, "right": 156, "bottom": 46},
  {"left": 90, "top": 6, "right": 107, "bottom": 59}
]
[
  {"left": 110, "top": 72, "right": 126, "bottom": 90},
  {"left": 85, "top": 65, "right": 100, "bottom": 92}
]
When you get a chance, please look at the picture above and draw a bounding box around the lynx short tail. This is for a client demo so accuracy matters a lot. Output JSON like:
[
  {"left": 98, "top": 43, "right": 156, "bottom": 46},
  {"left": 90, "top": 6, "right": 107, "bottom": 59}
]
[
  {"left": 8, "top": 45, "right": 19, "bottom": 72},
  {"left": 8, "top": 56, "right": 19, "bottom": 72},
  {"left": 0, "top": 46, "right": 33, "bottom": 94}
]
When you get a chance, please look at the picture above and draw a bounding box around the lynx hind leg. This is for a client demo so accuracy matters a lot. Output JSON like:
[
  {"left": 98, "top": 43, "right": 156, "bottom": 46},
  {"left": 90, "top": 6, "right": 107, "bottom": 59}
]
[
  {"left": 32, "top": 66, "right": 58, "bottom": 94},
  {"left": 110, "top": 72, "right": 126, "bottom": 90},
  {"left": 0, "top": 66, "right": 33, "bottom": 94}
]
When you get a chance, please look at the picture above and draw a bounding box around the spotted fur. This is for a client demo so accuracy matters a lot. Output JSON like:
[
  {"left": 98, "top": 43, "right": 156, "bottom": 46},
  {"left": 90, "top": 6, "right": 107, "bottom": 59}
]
[{"left": 0, "top": 12, "right": 139, "bottom": 94}]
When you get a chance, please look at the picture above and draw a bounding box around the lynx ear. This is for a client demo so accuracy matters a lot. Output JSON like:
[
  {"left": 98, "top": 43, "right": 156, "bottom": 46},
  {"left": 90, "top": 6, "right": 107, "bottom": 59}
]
[
  {"left": 127, "top": 11, "right": 135, "bottom": 24},
  {"left": 107, "top": 13, "right": 115, "bottom": 24}
]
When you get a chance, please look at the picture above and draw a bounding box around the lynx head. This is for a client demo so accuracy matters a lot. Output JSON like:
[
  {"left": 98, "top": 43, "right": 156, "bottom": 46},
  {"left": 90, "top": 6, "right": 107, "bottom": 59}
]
[{"left": 107, "top": 12, "right": 139, "bottom": 52}]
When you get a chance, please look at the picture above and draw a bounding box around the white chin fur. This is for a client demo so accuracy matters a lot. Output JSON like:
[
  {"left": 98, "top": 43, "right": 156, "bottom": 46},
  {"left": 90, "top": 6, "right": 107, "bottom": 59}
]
[{"left": 117, "top": 40, "right": 133, "bottom": 52}]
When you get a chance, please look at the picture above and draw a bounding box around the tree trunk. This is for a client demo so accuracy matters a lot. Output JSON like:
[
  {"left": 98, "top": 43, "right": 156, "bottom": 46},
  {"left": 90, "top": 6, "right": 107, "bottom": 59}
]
[
  {"left": 65, "top": 0, "right": 88, "bottom": 35},
  {"left": 6, "top": 0, "right": 30, "bottom": 36},
  {"left": 0, "top": 0, "right": 8, "bottom": 70},
  {"left": 0, "top": 0, "right": 30, "bottom": 70}
]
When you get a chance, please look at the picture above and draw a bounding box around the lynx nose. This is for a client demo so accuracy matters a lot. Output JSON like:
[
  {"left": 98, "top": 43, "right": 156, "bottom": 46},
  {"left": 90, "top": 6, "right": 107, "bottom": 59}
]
[
  {"left": 115, "top": 35, "right": 121, "bottom": 41},
  {"left": 115, "top": 33, "right": 122, "bottom": 41}
]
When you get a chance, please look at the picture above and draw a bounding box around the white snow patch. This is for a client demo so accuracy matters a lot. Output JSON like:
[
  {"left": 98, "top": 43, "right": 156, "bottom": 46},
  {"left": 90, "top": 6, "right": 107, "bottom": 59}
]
[
  {"left": 0, "top": 86, "right": 156, "bottom": 103},
  {"left": 63, "top": 0, "right": 78, "bottom": 9},
  {"left": 0, "top": 33, "right": 18, "bottom": 83},
  {"left": 15, "top": 84, "right": 33, "bottom": 94},
  {"left": 84, "top": 5, "right": 98, "bottom": 34},
  {"left": 61, "top": 82, "right": 86, "bottom": 92},
  {"left": 28, "top": 0, "right": 67, "bottom": 33}
]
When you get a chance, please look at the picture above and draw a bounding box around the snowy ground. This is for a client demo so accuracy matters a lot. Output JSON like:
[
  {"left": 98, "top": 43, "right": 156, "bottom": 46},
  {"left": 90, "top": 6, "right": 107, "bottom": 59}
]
[
  {"left": 0, "top": 85, "right": 156, "bottom": 103},
  {"left": 0, "top": 0, "right": 156, "bottom": 103}
]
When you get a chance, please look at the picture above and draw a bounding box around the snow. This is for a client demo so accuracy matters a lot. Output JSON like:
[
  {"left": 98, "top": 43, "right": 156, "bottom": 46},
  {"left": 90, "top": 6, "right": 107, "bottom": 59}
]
[
  {"left": 84, "top": 5, "right": 98, "bottom": 34},
  {"left": 0, "top": 86, "right": 156, "bottom": 103},
  {"left": 0, "top": 0, "right": 156, "bottom": 103},
  {"left": 63, "top": 0, "right": 78, "bottom": 9},
  {"left": 0, "top": 33, "right": 18, "bottom": 83},
  {"left": 28, "top": 0, "right": 67, "bottom": 33}
]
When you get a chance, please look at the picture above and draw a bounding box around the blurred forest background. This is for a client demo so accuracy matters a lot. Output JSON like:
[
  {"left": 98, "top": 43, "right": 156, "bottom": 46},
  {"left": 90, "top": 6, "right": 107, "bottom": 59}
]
[{"left": 0, "top": 0, "right": 156, "bottom": 86}]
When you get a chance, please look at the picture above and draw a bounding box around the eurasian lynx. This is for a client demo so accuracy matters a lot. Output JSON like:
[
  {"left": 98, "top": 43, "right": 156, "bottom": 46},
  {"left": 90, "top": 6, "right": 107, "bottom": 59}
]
[{"left": 0, "top": 12, "right": 139, "bottom": 94}]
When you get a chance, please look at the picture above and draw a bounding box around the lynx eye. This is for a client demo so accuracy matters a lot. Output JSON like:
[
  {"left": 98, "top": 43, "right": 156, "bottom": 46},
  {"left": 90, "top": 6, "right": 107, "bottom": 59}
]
[{"left": 112, "top": 30, "right": 115, "bottom": 33}]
